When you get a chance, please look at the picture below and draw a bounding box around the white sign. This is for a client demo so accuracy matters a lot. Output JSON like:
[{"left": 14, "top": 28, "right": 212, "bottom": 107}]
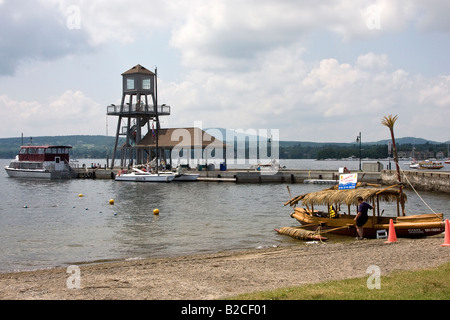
[{"left": 339, "top": 173, "right": 358, "bottom": 190}]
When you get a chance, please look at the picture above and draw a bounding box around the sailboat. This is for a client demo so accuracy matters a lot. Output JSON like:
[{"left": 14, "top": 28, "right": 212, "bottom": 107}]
[
  {"left": 277, "top": 115, "right": 445, "bottom": 240},
  {"left": 445, "top": 142, "right": 450, "bottom": 164},
  {"left": 115, "top": 167, "right": 174, "bottom": 182},
  {"left": 403, "top": 139, "right": 420, "bottom": 167}
]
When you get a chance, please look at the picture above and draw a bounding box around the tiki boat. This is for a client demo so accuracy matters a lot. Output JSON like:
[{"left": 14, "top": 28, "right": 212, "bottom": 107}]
[
  {"left": 278, "top": 115, "right": 446, "bottom": 240},
  {"left": 281, "top": 183, "right": 445, "bottom": 239}
]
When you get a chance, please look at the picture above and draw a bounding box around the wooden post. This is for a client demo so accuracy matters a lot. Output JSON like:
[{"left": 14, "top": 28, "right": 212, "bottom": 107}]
[
  {"left": 376, "top": 196, "right": 380, "bottom": 217},
  {"left": 372, "top": 198, "right": 376, "bottom": 218},
  {"left": 396, "top": 196, "right": 400, "bottom": 217}
]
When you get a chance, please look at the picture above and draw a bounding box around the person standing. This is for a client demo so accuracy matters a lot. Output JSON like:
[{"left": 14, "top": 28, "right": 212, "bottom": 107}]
[{"left": 355, "top": 196, "right": 372, "bottom": 240}]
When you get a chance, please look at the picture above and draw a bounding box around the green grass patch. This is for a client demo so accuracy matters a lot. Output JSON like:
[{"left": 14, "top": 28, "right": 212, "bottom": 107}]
[{"left": 231, "top": 262, "right": 450, "bottom": 300}]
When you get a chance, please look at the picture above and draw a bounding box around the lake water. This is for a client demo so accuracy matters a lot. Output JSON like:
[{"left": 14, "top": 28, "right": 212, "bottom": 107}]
[{"left": 0, "top": 158, "right": 449, "bottom": 273}]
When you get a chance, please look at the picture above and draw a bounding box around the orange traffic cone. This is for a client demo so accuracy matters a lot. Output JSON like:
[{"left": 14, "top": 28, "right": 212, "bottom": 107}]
[
  {"left": 385, "top": 219, "right": 397, "bottom": 243},
  {"left": 441, "top": 219, "right": 450, "bottom": 247}
]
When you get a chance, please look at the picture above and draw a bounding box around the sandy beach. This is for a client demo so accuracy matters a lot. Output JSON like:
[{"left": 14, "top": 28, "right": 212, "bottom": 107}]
[{"left": 0, "top": 235, "right": 449, "bottom": 300}]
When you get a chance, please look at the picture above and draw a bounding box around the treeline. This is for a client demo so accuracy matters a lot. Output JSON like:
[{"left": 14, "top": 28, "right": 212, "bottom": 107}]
[
  {"left": 279, "top": 143, "right": 388, "bottom": 160},
  {"left": 280, "top": 142, "right": 449, "bottom": 160},
  {"left": 316, "top": 144, "right": 388, "bottom": 160},
  {"left": 0, "top": 135, "right": 119, "bottom": 159},
  {"left": 0, "top": 135, "right": 448, "bottom": 160}
]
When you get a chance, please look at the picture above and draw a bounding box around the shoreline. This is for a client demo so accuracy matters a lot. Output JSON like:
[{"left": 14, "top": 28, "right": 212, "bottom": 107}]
[{"left": 1, "top": 235, "right": 449, "bottom": 300}]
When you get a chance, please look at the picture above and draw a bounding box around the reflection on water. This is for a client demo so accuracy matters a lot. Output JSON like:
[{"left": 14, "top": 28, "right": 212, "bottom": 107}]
[{"left": 0, "top": 159, "right": 448, "bottom": 272}]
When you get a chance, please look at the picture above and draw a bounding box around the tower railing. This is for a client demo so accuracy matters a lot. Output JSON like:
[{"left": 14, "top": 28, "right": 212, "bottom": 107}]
[{"left": 107, "top": 104, "right": 170, "bottom": 115}]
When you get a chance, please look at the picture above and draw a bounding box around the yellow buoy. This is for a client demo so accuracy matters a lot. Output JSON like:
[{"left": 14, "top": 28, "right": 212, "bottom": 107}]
[
  {"left": 153, "top": 208, "right": 160, "bottom": 215},
  {"left": 109, "top": 199, "right": 115, "bottom": 205},
  {"left": 78, "top": 194, "right": 83, "bottom": 197}
]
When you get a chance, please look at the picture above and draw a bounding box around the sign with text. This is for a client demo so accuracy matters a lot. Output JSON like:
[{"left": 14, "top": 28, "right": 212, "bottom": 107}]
[{"left": 339, "top": 173, "right": 358, "bottom": 190}]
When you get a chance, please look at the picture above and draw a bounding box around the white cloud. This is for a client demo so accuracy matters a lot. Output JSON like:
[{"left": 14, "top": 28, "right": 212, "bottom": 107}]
[
  {"left": 168, "top": 0, "right": 445, "bottom": 71},
  {"left": 45, "top": 0, "right": 193, "bottom": 45},
  {"left": 356, "top": 52, "right": 391, "bottom": 69},
  {"left": 0, "top": 91, "right": 104, "bottom": 137},
  {"left": 0, "top": 0, "right": 92, "bottom": 75},
  {"left": 1, "top": 1, "right": 450, "bottom": 142},
  {"left": 3, "top": 0, "right": 449, "bottom": 75},
  {"left": 161, "top": 50, "right": 450, "bottom": 142}
]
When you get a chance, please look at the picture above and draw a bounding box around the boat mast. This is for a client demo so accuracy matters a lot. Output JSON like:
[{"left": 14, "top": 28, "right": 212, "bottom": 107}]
[
  {"left": 447, "top": 140, "right": 449, "bottom": 158},
  {"left": 381, "top": 115, "right": 405, "bottom": 216}
]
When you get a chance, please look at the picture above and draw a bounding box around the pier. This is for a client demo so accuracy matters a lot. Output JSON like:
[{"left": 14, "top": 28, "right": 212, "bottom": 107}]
[
  {"left": 72, "top": 167, "right": 450, "bottom": 193},
  {"left": 199, "top": 169, "right": 382, "bottom": 184},
  {"left": 73, "top": 167, "right": 381, "bottom": 184}
]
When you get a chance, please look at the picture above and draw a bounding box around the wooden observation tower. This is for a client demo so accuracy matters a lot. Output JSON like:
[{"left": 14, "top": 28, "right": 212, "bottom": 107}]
[{"left": 107, "top": 64, "right": 170, "bottom": 169}]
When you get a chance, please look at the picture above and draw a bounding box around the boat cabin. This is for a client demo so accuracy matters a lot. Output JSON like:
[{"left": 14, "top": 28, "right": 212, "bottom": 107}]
[
  {"left": 17, "top": 146, "right": 71, "bottom": 163},
  {"left": 19, "top": 146, "right": 72, "bottom": 162},
  {"left": 5, "top": 145, "right": 75, "bottom": 179}
]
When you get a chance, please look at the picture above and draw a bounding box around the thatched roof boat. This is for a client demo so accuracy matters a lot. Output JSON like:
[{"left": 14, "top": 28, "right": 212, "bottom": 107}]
[
  {"left": 277, "top": 115, "right": 445, "bottom": 240},
  {"left": 285, "top": 183, "right": 404, "bottom": 208},
  {"left": 281, "top": 183, "right": 444, "bottom": 239}
]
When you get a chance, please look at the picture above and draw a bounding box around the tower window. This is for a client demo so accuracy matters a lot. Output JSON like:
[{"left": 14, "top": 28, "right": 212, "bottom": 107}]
[
  {"left": 126, "top": 78, "right": 135, "bottom": 90},
  {"left": 142, "top": 78, "right": 151, "bottom": 90}
]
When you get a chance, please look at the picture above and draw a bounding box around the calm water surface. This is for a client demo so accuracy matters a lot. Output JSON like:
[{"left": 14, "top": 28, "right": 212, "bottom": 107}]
[{"left": 0, "top": 159, "right": 449, "bottom": 273}]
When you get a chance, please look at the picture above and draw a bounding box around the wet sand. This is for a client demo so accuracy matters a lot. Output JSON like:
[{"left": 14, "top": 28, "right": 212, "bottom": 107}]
[{"left": 0, "top": 236, "right": 449, "bottom": 300}]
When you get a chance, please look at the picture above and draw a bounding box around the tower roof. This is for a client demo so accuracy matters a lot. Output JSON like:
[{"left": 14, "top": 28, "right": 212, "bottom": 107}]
[
  {"left": 122, "top": 64, "right": 155, "bottom": 76},
  {"left": 137, "top": 127, "right": 226, "bottom": 148}
]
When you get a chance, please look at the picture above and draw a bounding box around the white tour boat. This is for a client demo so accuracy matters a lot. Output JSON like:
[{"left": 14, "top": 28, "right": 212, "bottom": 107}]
[{"left": 4, "top": 145, "right": 75, "bottom": 179}]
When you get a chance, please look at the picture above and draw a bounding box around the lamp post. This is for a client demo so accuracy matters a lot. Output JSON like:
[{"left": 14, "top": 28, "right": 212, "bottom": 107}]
[{"left": 356, "top": 132, "right": 362, "bottom": 171}]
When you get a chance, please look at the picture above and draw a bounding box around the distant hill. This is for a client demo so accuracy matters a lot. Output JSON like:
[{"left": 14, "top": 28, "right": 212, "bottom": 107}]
[
  {"left": 373, "top": 137, "right": 445, "bottom": 145},
  {"left": 0, "top": 135, "right": 118, "bottom": 159},
  {"left": 0, "top": 133, "right": 447, "bottom": 159}
]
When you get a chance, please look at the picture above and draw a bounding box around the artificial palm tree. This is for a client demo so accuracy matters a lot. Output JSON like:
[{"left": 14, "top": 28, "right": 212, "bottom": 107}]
[{"left": 381, "top": 114, "right": 405, "bottom": 215}]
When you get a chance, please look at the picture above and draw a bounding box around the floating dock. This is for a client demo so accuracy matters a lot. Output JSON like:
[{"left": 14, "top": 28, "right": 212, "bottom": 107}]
[
  {"left": 304, "top": 179, "right": 338, "bottom": 185},
  {"left": 197, "top": 177, "right": 237, "bottom": 182},
  {"left": 71, "top": 167, "right": 450, "bottom": 193}
]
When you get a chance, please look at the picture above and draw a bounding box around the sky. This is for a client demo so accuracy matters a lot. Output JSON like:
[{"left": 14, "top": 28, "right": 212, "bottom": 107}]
[{"left": 0, "top": 0, "right": 449, "bottom": 143}]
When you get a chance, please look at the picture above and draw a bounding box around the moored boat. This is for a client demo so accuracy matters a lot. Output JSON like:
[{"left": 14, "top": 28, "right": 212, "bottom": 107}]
[
  {"left": 115, "top": 167, "right": 175, "bottom": 182},
  {"left": 277, "top": 115, "right": 445, "bottom": 240},
  {"left": 407, "top": 159, "right": 418, "bottom": 168},
  {"left": 4, "top": 145, "right": 75, "bottom": 179},
  {"left": 171, "top": 166, "right": 199, "bottom": 181},
  {"left": 156, "top": 171, "right": 199, "bottom": 181},
  {"left": 283, "top": 184, "right": 444, "bottom": 239},
  {"left": 412, "top": 160, "right": 444, "bottom": 170},
  {"left": 115, "top": 166, "right": 199, "bottom": 182}
]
